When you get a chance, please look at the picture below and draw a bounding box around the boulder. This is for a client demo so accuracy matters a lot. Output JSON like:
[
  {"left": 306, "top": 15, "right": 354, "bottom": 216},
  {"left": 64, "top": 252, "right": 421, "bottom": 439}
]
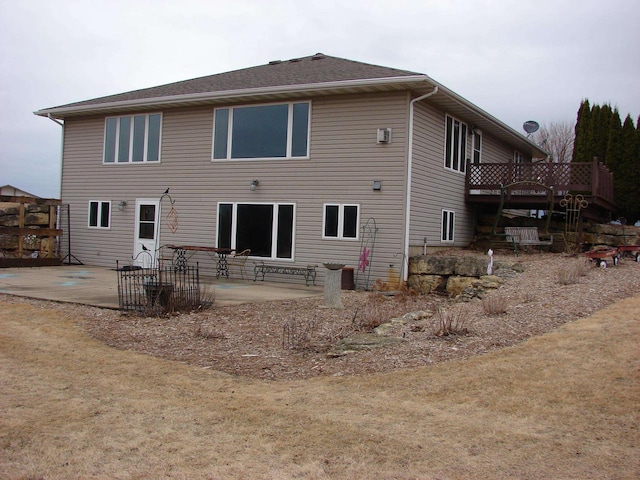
[
  {"left": 0, "top": 215, "right": 19, "bottom": 227},
  {"left": 454, "top": 256, "right": 488, "bottom": 276},
  {"left": 0, "top": 203, "right": 19, "bottom": 216},
  {"left": 409, "top": 256, "right": 457, "bottom": 275},
  {"left": 407, "top": 274, "right": 445, "bottom": 294},
  {"left": 478, "top": 275, "right": 503, "bottom": 289},
  {"left": 589, "top": 223, "right": 625, "bottom": 235},
  {"left": 25, "top": 213, "right": 50, "bottom": 226},
  {"left": 446, "top": 276, "right": 480, "bottom": 297},
  {"left": 331, "top": 333, "right": 404, "bottom": 354}
]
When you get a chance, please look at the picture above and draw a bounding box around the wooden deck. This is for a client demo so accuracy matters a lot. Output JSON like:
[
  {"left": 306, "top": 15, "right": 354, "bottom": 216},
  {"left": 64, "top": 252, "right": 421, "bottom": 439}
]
[{"left": 465, "top": 159, "right": 615, "bottom": 218}]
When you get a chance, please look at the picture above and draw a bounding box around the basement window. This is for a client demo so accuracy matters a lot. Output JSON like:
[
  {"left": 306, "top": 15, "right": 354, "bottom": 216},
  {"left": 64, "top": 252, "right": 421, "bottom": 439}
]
[{"left": 88, "top": 201, "right": 111, "bottom": 229}]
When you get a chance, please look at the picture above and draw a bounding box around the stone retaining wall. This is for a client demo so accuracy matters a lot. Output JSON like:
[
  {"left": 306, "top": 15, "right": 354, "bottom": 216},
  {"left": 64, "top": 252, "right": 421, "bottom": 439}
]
[
  {"left": 407, "top": 254, "right": 521, "bottom": 298},
  {"left": 0, "top": 196, "right": 62, "bottom": 265}
]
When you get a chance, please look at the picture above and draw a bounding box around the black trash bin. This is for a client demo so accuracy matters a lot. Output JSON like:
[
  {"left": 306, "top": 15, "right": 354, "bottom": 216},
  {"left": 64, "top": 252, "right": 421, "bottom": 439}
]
[{"left": 341, "top": 267, "right": 355, "bottom": 290}]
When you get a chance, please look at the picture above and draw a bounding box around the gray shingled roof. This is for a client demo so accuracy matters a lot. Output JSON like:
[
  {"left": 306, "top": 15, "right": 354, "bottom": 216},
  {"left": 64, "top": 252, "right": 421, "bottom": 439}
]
[
  {"left": 45, "top": 53, "right": 423, "bottom": 110},
  {"left": 34, "top": 53, "right": 546, "bottom": 157}
]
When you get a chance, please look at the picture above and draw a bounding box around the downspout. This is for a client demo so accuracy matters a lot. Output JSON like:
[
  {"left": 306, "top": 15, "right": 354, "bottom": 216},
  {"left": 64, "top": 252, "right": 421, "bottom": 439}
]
[
  {"left": 47, "top": 114, "right": 64, "bottom": 200},
  {"left": 403, "top": 86, "right": 438, "bottom": 281}
]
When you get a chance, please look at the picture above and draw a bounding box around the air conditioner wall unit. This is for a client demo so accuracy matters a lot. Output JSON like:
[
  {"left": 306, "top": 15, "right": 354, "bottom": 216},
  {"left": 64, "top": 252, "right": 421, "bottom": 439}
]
[{"left": 377, "top": 127, "right": 392, "bottom": 144}]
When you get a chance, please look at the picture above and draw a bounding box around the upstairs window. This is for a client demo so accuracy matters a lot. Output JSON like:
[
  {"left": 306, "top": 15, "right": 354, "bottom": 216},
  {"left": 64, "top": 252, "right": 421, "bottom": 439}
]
[
  {"left": 213, "top": 102, "right": 310, "bottom": 160},
  {"left": 472, "top": 130, "right": 482, "bottom": 164},
  {"left": 88, "top": 201, "right": 110, "bottom": 229},
  {"left": 445, "top": 115, "right": 467, "bottom": 173},
  {"left": 323, "top": 204, "right": 359, "bottom": 240},
  {"left": 104, "top": 113, "right": 162, "bottom": 163},
  {"left": 514, "top": 151, "right": 524, "bottom": 163}
]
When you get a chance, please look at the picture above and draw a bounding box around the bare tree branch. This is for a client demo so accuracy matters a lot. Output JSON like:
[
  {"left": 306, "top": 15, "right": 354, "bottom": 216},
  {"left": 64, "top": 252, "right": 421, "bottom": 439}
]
[{"left": 531, "top": 121, "right": 575, "bottom": 163}]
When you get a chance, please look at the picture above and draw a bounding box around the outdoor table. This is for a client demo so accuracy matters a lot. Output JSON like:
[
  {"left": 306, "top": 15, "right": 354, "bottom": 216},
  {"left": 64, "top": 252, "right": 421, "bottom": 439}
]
[{"left": 166, "top": 245, "right": 234, "bottom": 277}]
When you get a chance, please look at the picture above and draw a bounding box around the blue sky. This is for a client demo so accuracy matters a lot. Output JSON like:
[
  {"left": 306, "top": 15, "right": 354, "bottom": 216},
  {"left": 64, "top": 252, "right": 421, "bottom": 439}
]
[{"left": 1, "top": 0, "right": 638, "bottom": 198}]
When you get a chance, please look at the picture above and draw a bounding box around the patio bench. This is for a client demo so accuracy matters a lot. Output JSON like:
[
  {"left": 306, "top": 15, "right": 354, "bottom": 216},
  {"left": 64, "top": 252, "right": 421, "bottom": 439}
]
[
  {"left": 504, "top": 227, "right": 554, "bottom": 251},
  {"left": 253, "top": 262, "right": 318, "bottom": 286}
]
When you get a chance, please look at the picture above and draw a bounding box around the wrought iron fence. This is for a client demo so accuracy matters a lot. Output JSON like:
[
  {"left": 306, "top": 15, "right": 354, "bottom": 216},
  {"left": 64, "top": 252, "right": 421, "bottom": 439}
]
[{"left": 116, "top": 261, "right": 200, "bottom": 314}]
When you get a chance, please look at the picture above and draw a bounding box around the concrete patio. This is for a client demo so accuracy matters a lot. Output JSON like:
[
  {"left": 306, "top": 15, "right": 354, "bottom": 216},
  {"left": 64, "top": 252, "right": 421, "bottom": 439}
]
[{"left": 0, "top": 265, "right": 323, "bottom": 309}]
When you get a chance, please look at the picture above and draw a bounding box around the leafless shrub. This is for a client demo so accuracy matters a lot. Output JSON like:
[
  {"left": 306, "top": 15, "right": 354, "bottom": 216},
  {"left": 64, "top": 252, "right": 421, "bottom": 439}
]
[
  {"left": 522, "top": 291, "right": 536, "bottom": 303},
  {"left": 482, "top": 294, "right": 508, "bottom": 315},
  {"left": 351, "top": 297, "right": 391, "bottom": 332},
  {"left": 282, "top": 316, "right": 318, "bottom": 352},
  {"left": 432, "top": 306, "right": 469, "bottom": 337},
  {"left": 557, "top": 258, "right": 591, "bottom": 285}
]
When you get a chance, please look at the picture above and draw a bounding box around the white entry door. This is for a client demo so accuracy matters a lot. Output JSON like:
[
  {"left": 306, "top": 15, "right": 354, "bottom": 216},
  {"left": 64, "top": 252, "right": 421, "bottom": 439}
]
[{"left": 133, "top": 199, "right": 160, "bottom": 268}]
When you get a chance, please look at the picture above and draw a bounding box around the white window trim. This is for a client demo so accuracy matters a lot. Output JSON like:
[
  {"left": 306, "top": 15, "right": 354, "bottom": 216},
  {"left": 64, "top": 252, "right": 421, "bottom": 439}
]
[
  {"left": 444, "top": 114, "right": 468, "bottom": 174},
  {"left": 212, "top": 101, "right": 311, "bottom": 161},
  {"left": 215, "top": 201, "right": 297, "bottom": 261},
  {"left": 322, "top": 203, "right": 360, "bottom": 240},
  {"left": 88, "top": 200, "right": 111, "bottom": 229},
  {"left": 441, "top": 209, "right": 455, "bottom": 243},
  {"left": 103, "top": 113, "right": 163, "bottom": 164}
]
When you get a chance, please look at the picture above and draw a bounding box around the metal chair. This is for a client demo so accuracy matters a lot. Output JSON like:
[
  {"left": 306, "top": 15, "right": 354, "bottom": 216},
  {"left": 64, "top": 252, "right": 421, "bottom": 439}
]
[{"left": 227, "top": 249, "right": 251, "bottom": 279}]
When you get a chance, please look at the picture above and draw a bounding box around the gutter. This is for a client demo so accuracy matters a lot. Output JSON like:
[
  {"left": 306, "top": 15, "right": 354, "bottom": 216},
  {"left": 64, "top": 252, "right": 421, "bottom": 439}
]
[
  {"left": 34, "top": 75, "right": 430, "bottom": 119},
  {"left": 47, "top": 113, "right": 64, "bottom": 126},
  {"left": 47, "top": 114, "right": 64, "bottom": 200},
  {"left": 403, "top": 85, "right": 438, "bottom": 281}
]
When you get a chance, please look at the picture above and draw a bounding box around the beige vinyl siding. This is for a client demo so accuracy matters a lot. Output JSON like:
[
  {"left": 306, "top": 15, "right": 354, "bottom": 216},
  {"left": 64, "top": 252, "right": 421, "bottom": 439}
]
[
  {"left": 480, "top": 134, "right": 529, "bottom": 164},
  {"left": 59, "top": 92, "right": 410, "bottom": 286},
  {"left": 408, "top": 102, "right": 475, "bottom": 252}
]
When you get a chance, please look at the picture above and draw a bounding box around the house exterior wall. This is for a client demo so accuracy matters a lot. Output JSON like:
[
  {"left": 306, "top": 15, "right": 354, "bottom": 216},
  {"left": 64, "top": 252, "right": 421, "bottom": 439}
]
[
  {"left": 59, "top": 92, "right": 411, "bottom": 286},
  {"left": 408, "top": 101, "right": 475, "bottom": 253},
  {"left": 407, "top": 100, "right": 533, "bottom": 256}
]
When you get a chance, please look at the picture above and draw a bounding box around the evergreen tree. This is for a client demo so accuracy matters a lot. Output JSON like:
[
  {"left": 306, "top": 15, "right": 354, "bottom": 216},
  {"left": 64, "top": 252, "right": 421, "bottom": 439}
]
[
  {"left": 605, "top": 109, "right": 623, "bottom": 173},
  {"left": 571, "top": 101, "right": 640, "bottom": 223},
  {"left": 615, "top": 115, "right": 640, "bottom": 222},
  {"left": 572, "top": 99, "right": 591, "bottom": 162},
  {"left": 589, "top": 104, "right": 614, "bottom": 163},
  {"left": 614, "top": 115, "right": 640, "bottom": 224}
]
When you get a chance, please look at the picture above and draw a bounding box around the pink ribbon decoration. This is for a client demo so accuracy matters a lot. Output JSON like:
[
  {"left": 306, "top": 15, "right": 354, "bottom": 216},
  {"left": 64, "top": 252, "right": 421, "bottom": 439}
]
[{"left": 359, "top": 247, "right": 370, "bottom": 272}]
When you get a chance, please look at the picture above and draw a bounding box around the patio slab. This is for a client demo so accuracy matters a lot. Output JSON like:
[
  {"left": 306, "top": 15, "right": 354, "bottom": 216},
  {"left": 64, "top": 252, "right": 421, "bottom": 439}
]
[{"left": 0, "top": 265, "right": 323, "bottom": 309}]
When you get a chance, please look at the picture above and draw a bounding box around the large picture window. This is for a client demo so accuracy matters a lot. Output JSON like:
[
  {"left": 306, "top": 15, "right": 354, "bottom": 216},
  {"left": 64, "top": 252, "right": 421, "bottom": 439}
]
[
  {"left": 104, "top": 113, "right": 162, "bottom": 163},
  {"left": 323, "top": 204, "right": 359, "bottom": 240},
  {"left": 445, "top": 115, "right": 467, "bottom": 173},
  {"left": 88, "top": 201, "right": 110, "bottom": 229},
  {"left": 213, "top": 102, "right": 310, "bottom": 160},
  {"left": 217, "top": 203, "right": 295, "bottom": 259}
]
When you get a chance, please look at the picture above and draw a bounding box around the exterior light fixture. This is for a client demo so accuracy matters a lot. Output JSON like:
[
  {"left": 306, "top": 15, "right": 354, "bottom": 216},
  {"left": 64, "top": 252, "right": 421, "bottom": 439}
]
[
  {"left": 372, "top": 180, "right": 382, "bottom": 191},
  {"left": 118, "top": 200, "right": 127, "bottom": 211},
  {"left": 250, "top": 179, "right": 260, "bottom": 191}
]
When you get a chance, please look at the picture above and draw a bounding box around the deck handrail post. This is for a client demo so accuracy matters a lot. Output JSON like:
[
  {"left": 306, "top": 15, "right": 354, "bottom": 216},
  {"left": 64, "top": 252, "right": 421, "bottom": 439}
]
[{"left": 591, "top": 157, "right": 599, "bottom": 200}]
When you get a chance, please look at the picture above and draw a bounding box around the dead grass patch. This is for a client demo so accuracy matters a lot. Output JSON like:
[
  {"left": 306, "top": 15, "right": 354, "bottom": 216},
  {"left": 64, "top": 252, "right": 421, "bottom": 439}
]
[
  {"left": 557, "top": 257, "right": 592, "bottom": 285},
  {"left": 1, "top": 295, "right": 639, "bottom": 479}
]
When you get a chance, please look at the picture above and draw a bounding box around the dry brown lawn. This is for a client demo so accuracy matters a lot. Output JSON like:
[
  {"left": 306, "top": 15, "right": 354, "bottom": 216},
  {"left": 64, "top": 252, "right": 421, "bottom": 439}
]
[{"left": 1, "top": 290, "right": 639, "bottom": 479}]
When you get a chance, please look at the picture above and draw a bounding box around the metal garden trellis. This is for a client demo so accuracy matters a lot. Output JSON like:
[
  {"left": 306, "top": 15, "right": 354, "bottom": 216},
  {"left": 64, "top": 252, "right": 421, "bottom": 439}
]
[{"left": 355, "top": 217, "right": 378, "bottom": 290}]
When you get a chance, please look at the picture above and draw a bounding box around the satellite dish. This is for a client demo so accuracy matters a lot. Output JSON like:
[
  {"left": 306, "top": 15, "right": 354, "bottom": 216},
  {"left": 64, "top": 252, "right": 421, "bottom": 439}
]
[{"left": 523, "top": 120, "right": 540, "bottom": 135}]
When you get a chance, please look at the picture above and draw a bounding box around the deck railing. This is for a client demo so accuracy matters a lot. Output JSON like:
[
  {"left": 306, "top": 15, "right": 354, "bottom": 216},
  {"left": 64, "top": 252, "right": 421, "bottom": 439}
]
[{"left": 466, "top": 159, "right": 614, "bottom": 205}]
